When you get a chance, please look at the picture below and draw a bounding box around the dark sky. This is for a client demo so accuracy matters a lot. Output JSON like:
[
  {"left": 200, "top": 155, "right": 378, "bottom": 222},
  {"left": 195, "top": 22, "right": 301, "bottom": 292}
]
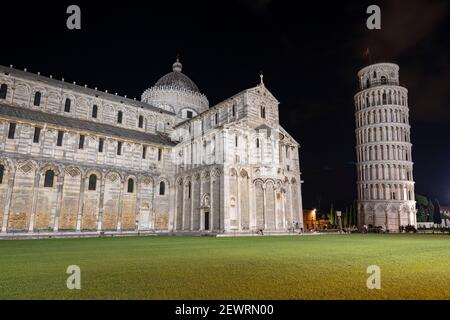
[{"left": 1, "top": 0, "right": 449, "bottom": 211}]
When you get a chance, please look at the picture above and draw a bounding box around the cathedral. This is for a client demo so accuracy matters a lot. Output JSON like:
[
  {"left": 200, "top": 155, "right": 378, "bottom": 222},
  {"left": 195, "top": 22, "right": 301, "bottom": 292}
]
[{"left": 0, "top": 59, "right": 304, "bottom": 235}]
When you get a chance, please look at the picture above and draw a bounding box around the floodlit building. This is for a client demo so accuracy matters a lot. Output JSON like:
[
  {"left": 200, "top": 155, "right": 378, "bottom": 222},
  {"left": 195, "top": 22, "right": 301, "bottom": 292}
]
[
  {"left": 0, "top": 59, "right": 304, "bottom": 235},
  {"left": 354, "top": 62, "right": 416, "bottom": 231}
]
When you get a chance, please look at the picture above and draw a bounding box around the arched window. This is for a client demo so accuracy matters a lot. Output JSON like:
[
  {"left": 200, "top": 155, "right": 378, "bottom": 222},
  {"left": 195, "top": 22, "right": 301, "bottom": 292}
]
[
  {"left": 365, "top": 79, "right": 370, "bottom": 89},
  {"left": 260, "top": 106, "right": 266, "bottom": 119},
  {"left": 256, "top": 138, "right": 260, "bottom": 148},
  {"left": 159, "top": 181, "right": 166, "bottom": 195},
  {"left": 44, "top": 170, "right": 55, "bottom": 188},
  {"left": 127, "top": 178, "right": 134, "bottom": 193},
  {"left": 33, "top": 92, "right": 42, "bottom": 106},
  {"left": 0, "top": 84, "right": 7, "bottom": 99},
  {"left": 0, "top": 165, "right": 4, "bottom": 184},
  {"left": 381, "top": 76, "right": 387, "bottom": 85},
  {"left": 92, "top": 105, "right": 98, "bottom": 118},
  {"left": 117, "top": 111, "right": 123, "bottom": 124},
  {"left": 64, "top": 98, "right": 71, "bottom": 112},
  {"left": 382, "top": 93, "right": 387, "bottom": 104},
  {"left": 138, "top": 115, "right": 144, "bottom": 128},
  {"left": 88, "top": 174, "right": 97, "bottom": 191}
]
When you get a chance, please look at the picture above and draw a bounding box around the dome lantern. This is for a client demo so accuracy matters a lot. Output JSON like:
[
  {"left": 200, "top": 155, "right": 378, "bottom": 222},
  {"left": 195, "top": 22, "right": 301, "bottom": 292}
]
[{"left": 172, "top": 58, "right": 183, "bottom": 72}]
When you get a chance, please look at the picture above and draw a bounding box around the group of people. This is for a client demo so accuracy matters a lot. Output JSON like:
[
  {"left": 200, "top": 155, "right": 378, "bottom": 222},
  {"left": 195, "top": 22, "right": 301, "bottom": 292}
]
[
  {"left": 256, "top": 221, "right": 304, "bottom": 236},
  {"left": 362, "top": 224, "right": 418, "bottom": 233}
]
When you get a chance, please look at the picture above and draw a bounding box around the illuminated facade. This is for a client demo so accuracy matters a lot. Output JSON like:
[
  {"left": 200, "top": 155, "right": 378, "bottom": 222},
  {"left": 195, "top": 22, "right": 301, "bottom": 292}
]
[
  {"left": 0, "top": 59, "right": 304, "bottom": 235},
  {"left": 354, "top": 63, "right": 416, "bottom": 231}
]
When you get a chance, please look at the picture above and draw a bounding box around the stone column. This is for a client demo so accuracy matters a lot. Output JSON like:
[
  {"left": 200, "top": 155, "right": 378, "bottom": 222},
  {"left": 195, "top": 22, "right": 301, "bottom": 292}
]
[
  {"left": 53, "top": 171, "right": 65, "bottom": 232},
  {"left": 190, "top": 180, "right": 195, "bottom": 231},
  {"left": 135, "top": 179, "right": 142, "bottom": 231},
  {"left": 150, "top": 180, "right": 156, "bottom": 230},
  {"left": 282, "top": 191, "right": 286, "bottom": 229},
  {"left": 1, "top": 167, "right": 16, "bottom": 233},
  {"left": 210, "top": 174, "right": 214, "bottom": 231},
  {"left": 199, "top": 175, "right": 204, "bottom": 231},
  {"left": 288, "top": 183, "right": 294, "bottom": 224},
  {"left": 274, "top": 187, "right": 278, "bottom": 230},
  {"left": 218, "top": 171, "right": 223, "bottom": 231},
  {"left": 237, "top": 174, "right": 241, "bottom": 231},
  {"left": 117, "top": 177, "right": 124, "bottom": 231},
  {"left": 297, "top": 180, "right": 304, "bottom": 228},
  {"left": 96, "top": 175, "right": 106, "bottom": 231},
  {"left": 181, "top": 182, "right": 186, "bottom": 230},
  {"left": 173, "top": 179, "right": 179, "bottom": 231},
  {"left": 76, "top": 176, "right": 86, "bottom": 232},
  {"left": 249, "top": 179, "right": 256, "bottom": 230},
  {"left": 262, "top": 184, "right": 267, "bottom": 230},
  {"left": 28, "top": 171, "right": 41, "bottom": 232}
]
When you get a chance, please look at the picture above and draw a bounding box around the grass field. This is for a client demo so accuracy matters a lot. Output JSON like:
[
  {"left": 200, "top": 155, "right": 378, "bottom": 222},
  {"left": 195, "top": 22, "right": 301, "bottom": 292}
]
[{"left": 1, "top": 234, "right": 450, "bottom": 300}]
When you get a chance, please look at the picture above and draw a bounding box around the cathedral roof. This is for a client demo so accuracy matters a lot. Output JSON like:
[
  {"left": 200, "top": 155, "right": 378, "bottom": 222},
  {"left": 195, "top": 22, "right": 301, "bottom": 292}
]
[
  {"left": 0, "top": 65, "right": 174, "bottom": 115},
  {"left": 153, "top": 59, "right": 201, "bottom": 94},
  {"left": 0, "top": 103, "right": 175, "bottom": 147}
]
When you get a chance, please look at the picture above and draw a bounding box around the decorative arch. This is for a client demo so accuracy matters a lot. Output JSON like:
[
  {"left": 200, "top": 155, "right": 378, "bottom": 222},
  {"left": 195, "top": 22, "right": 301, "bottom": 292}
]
[
  {"left": 105, "top": 170, "right": 122, "bottom": 183},
  {"left": 84, "top": 168, "right": 102, "bottom": 180},
  {"left": 240, "top": 169, "right": 249, "bottom": 178},
  {"left": 16, "top": 160, "right": 38, "bottom": 175},
  {"left": 201, "top": 193, "right": 211, "bottom": 208},
  {"left": 64, "top": 166, "right": 82, "bottom": 178},
  {"left": 201, "top": 170, "right": 210, "bottom": 180},
  {"left": 158, "top": 178, "right": 169, "bottom": 196},
  {"left": 39, "top": 163, "right": 61, "bottom": 176},
  {"left": 212, "top": 168, "right": 222, "bottom": 178},
  {"left": 141, "top": 176, "right": 154, "bottom": 186},
  {"left": 229, "top": 168, "right": 238, "bottom": 177}
]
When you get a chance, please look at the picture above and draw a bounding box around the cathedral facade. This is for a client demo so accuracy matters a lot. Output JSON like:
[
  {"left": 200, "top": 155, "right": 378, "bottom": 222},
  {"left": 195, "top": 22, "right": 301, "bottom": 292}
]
[{"left": 0, "top": 60, "right": 304, "bottom": 235}]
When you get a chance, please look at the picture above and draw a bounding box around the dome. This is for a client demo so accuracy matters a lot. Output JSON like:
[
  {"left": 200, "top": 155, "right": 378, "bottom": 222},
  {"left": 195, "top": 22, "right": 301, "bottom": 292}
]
[
  {"left": 154, "top": 59, "right": 201, "bottom": 94},
  {"left": 141, "top": 58, "right": 209, "bottom": 116}
]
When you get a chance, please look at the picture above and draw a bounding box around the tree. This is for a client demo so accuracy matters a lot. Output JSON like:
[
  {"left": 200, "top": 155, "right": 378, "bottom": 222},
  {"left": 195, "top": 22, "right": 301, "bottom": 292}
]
[
  {"left": 329, "top": 204, "right": 335, "bottom": 227},
  {"left": 352, "top": 200, "right": 358, "bottom": 226},
  {"left": 416, "top": 193, "right": 429, "bottom": 222},
  {"left": 427, "top": 201, "right": 435, "bottom": 223},
  {"left": 343, "top": 208, "right": 349, "bottom": 227},
  {"left": 416, "top": 193, "right": 436, "bottom": 223},
  {"left": 433, "top": 199, "right": 442, "bottom": 226}
]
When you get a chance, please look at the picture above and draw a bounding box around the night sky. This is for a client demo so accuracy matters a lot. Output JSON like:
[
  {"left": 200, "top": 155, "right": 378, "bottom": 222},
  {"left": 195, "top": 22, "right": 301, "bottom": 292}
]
[{"left": 1, "top": 0, "right": 449, "bottom": 212}]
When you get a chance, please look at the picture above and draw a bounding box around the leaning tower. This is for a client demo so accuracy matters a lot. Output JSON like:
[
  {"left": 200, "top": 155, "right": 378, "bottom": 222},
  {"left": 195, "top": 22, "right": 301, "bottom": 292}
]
[{"left": 354, "top": 63, "right": 416, "bottom": 231}]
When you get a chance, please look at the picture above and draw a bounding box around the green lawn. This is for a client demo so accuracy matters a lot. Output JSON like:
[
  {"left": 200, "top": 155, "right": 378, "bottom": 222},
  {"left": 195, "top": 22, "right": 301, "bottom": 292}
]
[{"left": 1, "top": 234, "right": 450, "bottom": 300}]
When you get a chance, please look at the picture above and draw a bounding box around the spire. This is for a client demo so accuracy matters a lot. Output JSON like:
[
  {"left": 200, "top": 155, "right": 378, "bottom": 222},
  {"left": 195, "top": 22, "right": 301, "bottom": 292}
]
[
  {"left": 260, "top": 70, "right": 264, "bottom": 85},
  {"left": 173, "top": 56, "right": 183, "bottom": 72}
]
